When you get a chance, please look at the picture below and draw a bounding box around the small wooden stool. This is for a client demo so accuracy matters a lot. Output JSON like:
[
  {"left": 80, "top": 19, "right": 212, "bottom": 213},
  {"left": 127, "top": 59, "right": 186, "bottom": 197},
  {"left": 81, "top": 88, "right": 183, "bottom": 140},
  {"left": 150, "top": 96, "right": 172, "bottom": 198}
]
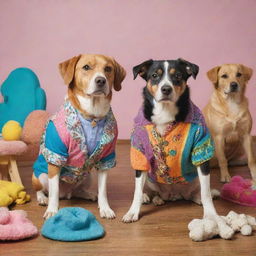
[{"left": 0, "top": 140, "right": 28, "bottom": 186}]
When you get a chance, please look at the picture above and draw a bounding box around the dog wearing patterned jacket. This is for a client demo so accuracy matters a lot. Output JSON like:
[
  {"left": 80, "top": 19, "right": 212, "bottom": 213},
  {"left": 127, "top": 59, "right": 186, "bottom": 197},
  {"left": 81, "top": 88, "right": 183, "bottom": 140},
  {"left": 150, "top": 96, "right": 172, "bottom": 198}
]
[
  {"left": 32, "top": 54, "right": 126, "bottom": 219},
  {"left": 122, "top": 59, "right": 235, "bottom": 241}
]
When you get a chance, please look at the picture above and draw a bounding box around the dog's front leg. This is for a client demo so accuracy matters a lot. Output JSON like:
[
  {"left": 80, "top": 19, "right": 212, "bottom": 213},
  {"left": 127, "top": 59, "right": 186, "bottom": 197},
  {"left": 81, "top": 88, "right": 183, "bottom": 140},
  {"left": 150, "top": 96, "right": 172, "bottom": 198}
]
[
  {"left": 98, "top": 170, "right": 115, "bottom": 219},
  {"left": 43, "top": 164, "right": 60, "bottom": 219},
  {"left": 196, "top": 161, "right": 234, "bottom": 240},
  {"left": 242, "top": 133, "right": 256, "bottom": 182},
  {"left": 122, "top": 170, "right": 147, "bottom": 223},
  {"left": 214, "top": 135, "right": 230, "bottom": 182}
]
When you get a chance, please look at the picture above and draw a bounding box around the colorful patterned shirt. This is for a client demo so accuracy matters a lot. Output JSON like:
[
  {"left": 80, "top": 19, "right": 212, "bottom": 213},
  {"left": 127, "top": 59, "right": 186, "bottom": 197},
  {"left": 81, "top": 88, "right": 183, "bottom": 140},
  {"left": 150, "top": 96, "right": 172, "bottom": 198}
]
[
  {"left": 130, "top": 101, "right": 214, "bottom": 184},
  {"left": 33, "top": 100, "right": 118, "bottom": 184}
]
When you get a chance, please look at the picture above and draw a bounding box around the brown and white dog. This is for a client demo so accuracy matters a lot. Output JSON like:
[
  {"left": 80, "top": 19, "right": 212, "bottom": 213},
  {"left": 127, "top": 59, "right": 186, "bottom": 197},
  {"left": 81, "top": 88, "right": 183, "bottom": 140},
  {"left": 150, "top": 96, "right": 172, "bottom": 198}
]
[
  {"left": 32, "top": 54, "right": 126, "bottom": 219},
  {"left": 203, "top": 64, "right": 256, "bottom": 183}
]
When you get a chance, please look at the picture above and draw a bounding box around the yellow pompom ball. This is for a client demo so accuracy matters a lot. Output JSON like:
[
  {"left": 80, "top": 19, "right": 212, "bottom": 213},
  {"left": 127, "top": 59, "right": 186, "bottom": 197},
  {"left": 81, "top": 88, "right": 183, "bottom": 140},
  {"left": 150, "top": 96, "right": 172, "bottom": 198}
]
[{"left": 2, "top": 120, "right": 22, "bottom": 141}]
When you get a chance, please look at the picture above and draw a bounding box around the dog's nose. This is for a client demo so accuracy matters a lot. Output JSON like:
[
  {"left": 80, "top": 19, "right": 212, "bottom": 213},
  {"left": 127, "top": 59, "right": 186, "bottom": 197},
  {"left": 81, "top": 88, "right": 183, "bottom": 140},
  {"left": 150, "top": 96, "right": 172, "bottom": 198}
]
[
  {"left": 161, "top": 85, "right": 172, "bottom": 96},
  {"left": 230, "top": 82, "right": 238, "bottom": 91},
  {"left": 95, "top": 76, "right": 106, "bottom": 87}
]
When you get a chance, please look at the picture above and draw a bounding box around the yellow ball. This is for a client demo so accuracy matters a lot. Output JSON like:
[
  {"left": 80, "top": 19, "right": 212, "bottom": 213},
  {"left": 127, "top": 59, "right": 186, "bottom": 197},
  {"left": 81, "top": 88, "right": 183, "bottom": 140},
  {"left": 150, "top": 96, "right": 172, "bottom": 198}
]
[{"left": 2, "top": 120, "right": 22, "bottom": 141}]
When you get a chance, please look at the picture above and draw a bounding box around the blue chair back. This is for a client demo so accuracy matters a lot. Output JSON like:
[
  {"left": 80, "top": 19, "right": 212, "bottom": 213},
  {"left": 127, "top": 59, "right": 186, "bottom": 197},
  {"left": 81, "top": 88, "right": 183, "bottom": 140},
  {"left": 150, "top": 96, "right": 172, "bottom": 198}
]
[{"left": 0, "top": 67, "right": 46, "bottom": 131}]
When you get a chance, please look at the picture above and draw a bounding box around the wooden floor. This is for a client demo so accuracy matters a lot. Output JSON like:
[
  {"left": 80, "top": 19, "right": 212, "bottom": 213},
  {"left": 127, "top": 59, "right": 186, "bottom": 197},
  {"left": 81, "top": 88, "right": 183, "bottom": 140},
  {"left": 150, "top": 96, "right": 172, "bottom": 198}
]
[{"left": 1, "top": 143, "right": 256, "bottom": 256}]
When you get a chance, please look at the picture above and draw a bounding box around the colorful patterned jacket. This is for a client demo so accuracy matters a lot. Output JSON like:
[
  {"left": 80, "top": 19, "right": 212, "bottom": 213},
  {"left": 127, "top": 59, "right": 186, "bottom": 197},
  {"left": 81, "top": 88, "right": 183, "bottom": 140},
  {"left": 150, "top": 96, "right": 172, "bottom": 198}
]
[
  {"left": 130, "top": 101, "right": 214, "bottom": 184},
  {"left": 33, "top": 100, "right": 118, "bottom": 184}
]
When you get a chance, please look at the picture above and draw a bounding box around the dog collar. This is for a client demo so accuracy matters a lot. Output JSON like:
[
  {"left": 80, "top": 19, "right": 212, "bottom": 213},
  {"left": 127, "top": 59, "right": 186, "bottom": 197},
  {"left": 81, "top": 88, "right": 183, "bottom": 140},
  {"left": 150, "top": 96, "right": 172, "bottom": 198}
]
[
  {"left": 90, "top": 119, "right": 100, "bottom": 128},
  {"left": 77, "top": 112, "right": 107, "bottom": 128},
  {"left": 83, "top": 116, "right": 107, "bottom": 128}
]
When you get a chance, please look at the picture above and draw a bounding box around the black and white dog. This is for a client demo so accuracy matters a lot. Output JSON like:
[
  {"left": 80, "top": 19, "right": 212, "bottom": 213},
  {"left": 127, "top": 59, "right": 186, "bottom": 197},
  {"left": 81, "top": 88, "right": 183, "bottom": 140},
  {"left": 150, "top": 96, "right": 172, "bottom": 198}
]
[{"left": 122, "top": 58, "right": 233, "bottom": 240}]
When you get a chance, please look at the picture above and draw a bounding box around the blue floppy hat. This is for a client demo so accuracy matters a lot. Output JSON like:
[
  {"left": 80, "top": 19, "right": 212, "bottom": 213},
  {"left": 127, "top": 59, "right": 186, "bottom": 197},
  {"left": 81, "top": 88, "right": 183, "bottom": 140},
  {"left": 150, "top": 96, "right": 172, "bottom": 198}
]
[{"left": 41, "top": 207, "right": 105, "bottom": 241}]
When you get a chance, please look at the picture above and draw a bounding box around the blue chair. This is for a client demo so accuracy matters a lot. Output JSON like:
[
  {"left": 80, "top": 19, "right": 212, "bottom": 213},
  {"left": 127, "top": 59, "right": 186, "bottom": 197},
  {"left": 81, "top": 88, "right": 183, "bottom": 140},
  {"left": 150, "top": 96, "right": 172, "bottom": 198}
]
[{"left": 0, "top": 67, "right": 46, "bottom": 131}]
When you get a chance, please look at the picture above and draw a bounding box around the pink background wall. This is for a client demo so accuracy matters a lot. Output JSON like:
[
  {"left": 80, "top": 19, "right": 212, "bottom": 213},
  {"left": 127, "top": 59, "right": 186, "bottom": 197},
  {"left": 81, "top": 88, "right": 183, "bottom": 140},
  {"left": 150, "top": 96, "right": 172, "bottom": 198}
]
[{"left": 1, "top": 0, "right": 256, "bottom": 139}]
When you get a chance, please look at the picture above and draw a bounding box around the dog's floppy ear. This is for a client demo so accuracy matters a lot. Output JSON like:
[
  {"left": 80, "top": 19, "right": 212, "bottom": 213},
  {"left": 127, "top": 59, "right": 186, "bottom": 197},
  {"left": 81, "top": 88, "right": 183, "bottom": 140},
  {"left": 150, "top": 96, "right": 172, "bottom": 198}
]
[
  {"left": 207, "top": 66, "right": 220, "bottom": 87},
  {"left": 59, "top": 55, "right": 81, "bottom": 86},
  {"left": 133, "top": 59, "right": 153, "bottom": 80},
  {"left": 112, "top": 58, "right": 126, "bottom": 91},
  {"left": 241, "top": 64, "right": 253, "bottom": 82},
  {"left": 178, "top": 58, "right": 199, "bottom": 79}
]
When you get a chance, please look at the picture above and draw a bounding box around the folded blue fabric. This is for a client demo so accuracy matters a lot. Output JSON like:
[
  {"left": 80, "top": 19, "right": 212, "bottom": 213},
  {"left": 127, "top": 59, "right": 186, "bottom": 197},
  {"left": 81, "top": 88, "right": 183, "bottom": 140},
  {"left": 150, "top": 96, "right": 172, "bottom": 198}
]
[{"left": 41, "top": 207, "right": 105, "bottom": 241}]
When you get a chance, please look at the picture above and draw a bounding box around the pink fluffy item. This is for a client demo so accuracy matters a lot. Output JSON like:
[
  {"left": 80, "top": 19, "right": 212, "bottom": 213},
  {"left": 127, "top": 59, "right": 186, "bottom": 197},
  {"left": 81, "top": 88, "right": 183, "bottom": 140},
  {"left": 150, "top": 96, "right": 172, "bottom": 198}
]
[
  {"left": 0, "top": 140, "right": 28, "bottom": 155},
  {"left": 0, "top": 207, "right": 38, "bottom": 240},
  {"left": 221, "top": 176, "right": 256, "bottom": 207}
]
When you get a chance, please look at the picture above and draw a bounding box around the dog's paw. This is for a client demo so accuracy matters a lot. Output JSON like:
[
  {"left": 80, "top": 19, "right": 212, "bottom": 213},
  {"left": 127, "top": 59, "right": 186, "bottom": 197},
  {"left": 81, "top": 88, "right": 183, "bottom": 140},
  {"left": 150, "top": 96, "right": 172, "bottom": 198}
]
[
  {"left": 220, "top": 173, "right": 231, "bottom": 183},
  {"left": 191, "top": 196, "right": 202, "bottom": 205},
  {"left": 99, "top": 206, "right": 116, "bottom": 219},
  {"left": 37, "top": 191, "right": 48, "bottom": 206},
  {"left": 76, "top": 191, "right": 98, "bottom": 201},
  {"left": 169, "top": 194, "right": 183, "bottom": 201},
  {"left": 43, "top": 206, "right": 58, "bottom": 219},
  {"left": 122, "top": 210, "right": 139, "bottom": 223},
  {"left": 142, "top": 193, "right": 151, "bottom": 204},
  {"left": 152, "top": 195, "right": 165, "bottom": 206},
  {"left": 211, "top": 189, "right": 220, "bottom": 199},
  {"left": 87, "top": 192, "right": 98, "bottom": 202}
]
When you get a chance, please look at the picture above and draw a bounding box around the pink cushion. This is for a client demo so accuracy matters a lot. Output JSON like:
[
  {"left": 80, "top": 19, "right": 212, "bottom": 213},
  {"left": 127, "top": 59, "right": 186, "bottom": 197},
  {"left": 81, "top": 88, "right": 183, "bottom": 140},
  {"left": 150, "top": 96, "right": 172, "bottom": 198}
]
[
  {"left": 221, "top": 176, "right": 256, "bottom": 207},
  {"left": 0, "top": 140, "right": 28, "bottom": 155},
  {"left": 21, "top": 110, "right": 50, "bottom": 144},
  {"left": 0, "top": 207, "right": 38, "bottom": 240}
]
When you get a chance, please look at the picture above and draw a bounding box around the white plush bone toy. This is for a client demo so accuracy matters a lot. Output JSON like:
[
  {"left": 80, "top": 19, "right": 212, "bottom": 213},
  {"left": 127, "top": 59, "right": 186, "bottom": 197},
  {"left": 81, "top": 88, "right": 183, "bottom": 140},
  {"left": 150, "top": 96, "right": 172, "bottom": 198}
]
[
  {"left": 188, "top": 211, "right": 256, "bottom": 242},
  {"left": 188, "top": 218, "right": 221, "bottom": 241},
  {"left": 223, "top": 211, "right": 256, "bottom": 236}
]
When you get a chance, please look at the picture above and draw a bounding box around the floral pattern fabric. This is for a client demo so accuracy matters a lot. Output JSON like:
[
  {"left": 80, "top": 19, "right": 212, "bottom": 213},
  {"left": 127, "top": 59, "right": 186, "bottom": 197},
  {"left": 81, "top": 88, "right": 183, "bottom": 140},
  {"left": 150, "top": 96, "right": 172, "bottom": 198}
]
[
  {"left": 36, "top": 100, "right": 118, "bottom": 184},
  {"left": 130, "top": 101, "right": 214, "bottom": 184}
]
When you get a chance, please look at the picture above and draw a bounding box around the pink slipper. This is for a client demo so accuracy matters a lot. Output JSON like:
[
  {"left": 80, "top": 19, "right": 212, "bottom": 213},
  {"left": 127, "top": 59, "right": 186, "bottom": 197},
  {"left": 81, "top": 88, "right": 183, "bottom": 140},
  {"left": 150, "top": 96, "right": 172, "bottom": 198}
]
[
  {"left": 0, "top": 207, "right": 38, "bottom": 240},
  {"left": 221, "top": 176, "right": 256, "bottom": 207}
]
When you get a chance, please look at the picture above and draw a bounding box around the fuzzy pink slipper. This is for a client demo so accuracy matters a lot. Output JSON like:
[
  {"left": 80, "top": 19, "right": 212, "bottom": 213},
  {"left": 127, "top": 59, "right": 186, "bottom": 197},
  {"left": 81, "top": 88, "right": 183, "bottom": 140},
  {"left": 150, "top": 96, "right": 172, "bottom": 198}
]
[
  {"left": 221, "top": 176, "right": 256, "bottom": 207},
  {"left": 0, "top": 207, "right": 38, "bottom": 240}
]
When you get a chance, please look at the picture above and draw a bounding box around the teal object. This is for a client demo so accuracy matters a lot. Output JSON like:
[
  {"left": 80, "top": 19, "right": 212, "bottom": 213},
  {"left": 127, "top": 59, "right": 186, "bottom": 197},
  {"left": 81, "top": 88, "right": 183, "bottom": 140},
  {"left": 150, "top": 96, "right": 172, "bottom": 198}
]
[
  {"left": 41, "top": 207, "right": 105, "bottom": 241},
  {"left": 0, "top": 67, "right": 46, "bottom": 131},
  {"left": 169, "top": 149, "right": 177, "bottom": 156}
]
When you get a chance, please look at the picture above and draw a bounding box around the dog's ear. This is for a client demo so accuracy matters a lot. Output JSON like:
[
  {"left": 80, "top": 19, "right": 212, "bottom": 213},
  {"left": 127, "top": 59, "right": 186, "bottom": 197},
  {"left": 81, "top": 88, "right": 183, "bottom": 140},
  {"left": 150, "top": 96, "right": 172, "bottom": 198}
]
[
  {"left": 178, "top": 58, "right": 199, "bottom": 79},
  {"left": 59, "top": 55, "right": 81, "bottom": 85},
  {"left": 241, "top": 64, "right": 253, "bottom": 82},
  {"left": 133, "top": 59, "right": 153, "bottom": 80},
  {"left": 207, "top": 66, "right": 220, "bottom": 87},
  {"left": 112, "top": 58, "right": 126, "bottom": 91}
]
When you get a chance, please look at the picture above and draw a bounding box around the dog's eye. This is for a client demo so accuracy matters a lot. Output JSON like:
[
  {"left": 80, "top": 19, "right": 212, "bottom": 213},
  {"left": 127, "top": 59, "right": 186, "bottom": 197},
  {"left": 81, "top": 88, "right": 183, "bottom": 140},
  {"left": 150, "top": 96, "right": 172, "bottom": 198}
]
[
  {"left": 221, "top": 74, "right": 228, "bottom": 79},
  {"left": 105, "top": 66, "right": 112, "bottom": 73},
  {"left": 83, "top": 65, "right": 91, "bottom": 71},
  {"left": 175, "top": 73, "right": 182, "bottom": 80},
  {"left": 236, "top": 72, "right": 242, "bottom": 77},
  {"left": 152, "top": 73, "right": 158, "bottom": 79}
]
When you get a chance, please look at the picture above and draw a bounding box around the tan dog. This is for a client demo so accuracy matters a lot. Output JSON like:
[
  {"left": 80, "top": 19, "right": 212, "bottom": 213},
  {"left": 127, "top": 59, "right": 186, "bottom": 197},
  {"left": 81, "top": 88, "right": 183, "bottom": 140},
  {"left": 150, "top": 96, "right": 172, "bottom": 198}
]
[
  {"left": 203, "top": 64, "right": 256, "bottom": 182},
  {"left": 32, "top": 54, "right": 126, "bottom": 219}
]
